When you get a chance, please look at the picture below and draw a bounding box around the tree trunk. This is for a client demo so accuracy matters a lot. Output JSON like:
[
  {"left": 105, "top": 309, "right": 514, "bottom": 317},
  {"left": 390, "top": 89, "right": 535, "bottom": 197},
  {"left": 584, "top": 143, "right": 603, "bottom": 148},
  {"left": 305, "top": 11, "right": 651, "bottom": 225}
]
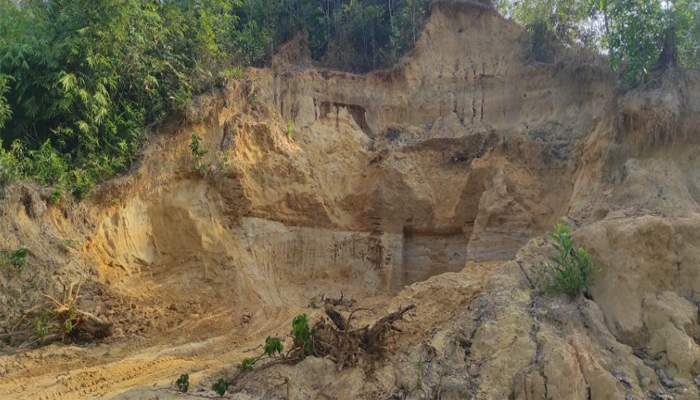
[{"left": 657, "top": 25, "right": 678, "bottom": 68}]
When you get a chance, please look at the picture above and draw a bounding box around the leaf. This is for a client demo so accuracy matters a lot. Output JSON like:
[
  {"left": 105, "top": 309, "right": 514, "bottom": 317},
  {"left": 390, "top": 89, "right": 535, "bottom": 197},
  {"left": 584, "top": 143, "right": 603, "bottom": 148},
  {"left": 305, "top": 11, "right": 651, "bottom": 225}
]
[
  {"left": 76, "top": 120, "right": 90, "bottom": 133},
  {"left": 58, "top": 72, "right": 77, "bottom": 92}
]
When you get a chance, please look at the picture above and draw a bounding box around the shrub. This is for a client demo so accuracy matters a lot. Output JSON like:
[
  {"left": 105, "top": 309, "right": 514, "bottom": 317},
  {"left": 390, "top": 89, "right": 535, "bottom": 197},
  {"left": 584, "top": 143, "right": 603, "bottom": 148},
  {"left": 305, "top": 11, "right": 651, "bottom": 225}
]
[
  {"left": 190, "top": 133, "right": 210, "bottom": 177},
  {"left": 25, "top": 140, "right": 69, "bottom": 188},
  {"left": 264, "top": 336, "right": 283, "bottom": 357},
  {"left": 240, "top": 357, "right": 256, "bottom": 372},
  {"left": 0, "top": 74, "right": 11, "bottom": 130},
  {"left": 292, "top": 313, "right": 314, "bottom": 357},
  {"left": 212, "top": 378, "right": 228, "bottom": 397},
  {"left": 286, "top": 120, "right": 294, "bottom": 138},
  {"left": 502, "top": 136, "right": 511, "bottom": 151},
  {"left": 70, "top": 169, "right": 96, "bottom": 199},
  {"left": 307, "top": 296, "right": 318, "bottom": 309},
  {"left": 175, "top": 373, "right": 189, "bottom": 393},
  {"left": 50, "top": 188, "right": 63, "bottom": 204},
  {"left": 35, "top": 311, "right": 50, "bottom": 338},
  {"left": 0, "top": 153, "right": 19, "bottom": 186},
  {"left": 544, "top": 222, "right": 599, "bottom": 298},
  {"left": 248, "top": 91, "right": 258, "bottom": 111},
  {"left": 0, "top": 139, "right": 20, "bottom": 186},
  {"left": 190, "top": 133, "right": 208, "bottom": 159},
  {"left": 9, "top": 247, "right": 29, "bottom": 271}
]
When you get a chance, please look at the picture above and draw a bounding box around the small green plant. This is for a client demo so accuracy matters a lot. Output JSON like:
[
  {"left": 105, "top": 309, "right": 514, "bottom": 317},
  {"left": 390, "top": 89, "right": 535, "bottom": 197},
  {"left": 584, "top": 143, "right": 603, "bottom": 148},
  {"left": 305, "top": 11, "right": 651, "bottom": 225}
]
[
  {"left": 286, "top": 120, "right": 294, "bottom": 138},
  {"left": 26, "top": 140, "right": 69, "bottom": 188},
  {"left": 195, "top": 161, "right": 209, "bottom": 178},
  {"left": 307, "top": 296, "right": 318, "bottom": 309},
  {"left": 64, "top": 319, "right": 74, "bottom": 335},
  {"left": 9, "top": 247, "right": 29, "bottom": 270},
  {"left": 219, "top": 66, "right": 244, "bottom": 81},
  {"left": 0, "top": 139, "right": 20, "bottom": 186},
  {"left": 60, "top": 239, "right": 77, "bottom": 253},
  {"left": 415, "top": 377, "right": 424, "bottom": 391},
  {"left": 413, "top": 359, "right": 426, "bottom": 372},
  {"left": 212, "top": 378, "right": 229, "bottom": 397},
  {"left": 264, "top": 336, "right": 283, "bottom": 357},
  {"left": 218, "top": 152, "right": 229, "bottom": 166},
  {"left": 502, "top": 136, "right": 511, "bottom": 150},
  {"left": 413, "top": 359, "right": 426, "bottom": 392},
  {"left": 175, "top": 373, "right": 190, "bottom": 393},
  {"left": 248, "top": 91, "right": 258, "bottom": 110},
  {"left": 241, "top": 357, "right": 256, "bottom": 372},
  {"left": 71, "top": 169, "right": 95, "bottom": 199},
  {"left": 544, "top": 222, "right": 600, "bottom": 298},
  {"left": 292, "top": 313, "right": 314, "bottom": 357},
  {"left": 190, "top": 133, "right": 210, "bottom": 176},
  {"left": 190, "top": 133, "right": 208, "bottom": 159},
  {"left": 35, "top": 311, "right": 50, "bottom": 338},
  {"left": 51, "top": 188, "right": 63, "bottom": 204},
  {"left": 63, "top": 306, "right": 77, "bottom": 335}
]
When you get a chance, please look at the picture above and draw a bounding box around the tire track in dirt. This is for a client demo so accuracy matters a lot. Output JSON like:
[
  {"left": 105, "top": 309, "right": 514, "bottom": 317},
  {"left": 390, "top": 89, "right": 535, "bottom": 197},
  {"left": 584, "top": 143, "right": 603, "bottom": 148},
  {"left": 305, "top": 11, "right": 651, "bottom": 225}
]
[
  {"left": 0, "top": 306, "right": 301, "bottom": 400},
  {"left": 1, "top": 263, "right": 497, "bottom": 400}
]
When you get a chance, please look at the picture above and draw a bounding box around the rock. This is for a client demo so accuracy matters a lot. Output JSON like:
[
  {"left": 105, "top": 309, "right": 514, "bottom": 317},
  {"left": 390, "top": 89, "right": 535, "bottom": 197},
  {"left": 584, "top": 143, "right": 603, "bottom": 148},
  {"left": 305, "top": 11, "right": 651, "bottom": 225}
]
[
  {"left": 648, "top": 324, "right": 700, "bottom": 384},
  {"left": 643, "top": 292, "right": 700, "bottom": 341}
]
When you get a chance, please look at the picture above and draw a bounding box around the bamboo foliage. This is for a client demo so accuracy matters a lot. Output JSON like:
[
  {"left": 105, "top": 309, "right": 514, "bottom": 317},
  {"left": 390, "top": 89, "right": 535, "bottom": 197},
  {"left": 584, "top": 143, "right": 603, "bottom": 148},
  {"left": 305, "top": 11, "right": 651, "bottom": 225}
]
[{"left": 0, "top": 0, "right": 431, "bottom": 198}]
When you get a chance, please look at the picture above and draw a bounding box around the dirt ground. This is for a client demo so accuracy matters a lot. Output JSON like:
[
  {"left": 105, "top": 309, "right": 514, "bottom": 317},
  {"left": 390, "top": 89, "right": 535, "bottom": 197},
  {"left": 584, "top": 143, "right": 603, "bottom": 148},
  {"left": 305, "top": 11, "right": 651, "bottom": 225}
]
[{"left": 0, "top": 262, "right": 497, "bottom": 400}]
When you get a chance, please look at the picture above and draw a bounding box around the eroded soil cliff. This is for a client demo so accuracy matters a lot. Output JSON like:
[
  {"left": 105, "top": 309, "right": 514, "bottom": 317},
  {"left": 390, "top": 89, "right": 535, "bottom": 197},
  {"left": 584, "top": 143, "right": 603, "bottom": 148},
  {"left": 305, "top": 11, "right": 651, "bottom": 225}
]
[{"left": 2, "top": 2, "right": 700, "bottom": 400}]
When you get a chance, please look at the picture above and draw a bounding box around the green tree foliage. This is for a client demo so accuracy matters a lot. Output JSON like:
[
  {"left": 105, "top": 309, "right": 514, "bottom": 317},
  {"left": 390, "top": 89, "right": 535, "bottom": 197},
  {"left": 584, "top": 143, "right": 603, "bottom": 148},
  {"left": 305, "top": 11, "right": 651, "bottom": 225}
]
[
  {"left": 606, "top": 0, "right": 700, "bottom": 86},
  {"left": 674, "top": 0, "right": 700, "bottom": 68},
  {"left": 235, "top": 0, "right": 430, "bottom": 71},
  {"left": 497, "top": 0, "right": 700, "bottom": 85},
  {"left": 0, "top": 139, "right": 21, "bottom": 186},
  {"left": 264, "top": 336, "right": 284, "bottom": 356},
  {"left": 0, "top": 0, "right": 429, "bottom": 196},
  {"left": 292, "top": 313, "right": 315, "bottom": 357},
  {"left": 0, "top": 0, "right": 238, "bottom": 195},
  {"left": 0, "top": 74, "right": 11, "bottom": 130}
]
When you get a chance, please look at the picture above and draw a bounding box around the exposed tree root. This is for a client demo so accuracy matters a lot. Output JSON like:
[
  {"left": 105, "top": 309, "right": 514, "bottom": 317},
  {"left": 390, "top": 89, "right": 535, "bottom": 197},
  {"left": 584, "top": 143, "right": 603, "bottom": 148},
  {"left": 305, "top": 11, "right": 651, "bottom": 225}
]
[
  {"left": 314, "top": 304, "right": 416, "bottom": 369},
  {"left": 4, "top": 279, "right": 113, "bottom": 347},
  {"left": 320, "top": 292, "right": 357, "bottom": 309},
  {"left": 42, "top": 279, "right": 112, "bottom": 341},
  {"left": 226, "top": 304, "right": 417, "bottom": 395}
]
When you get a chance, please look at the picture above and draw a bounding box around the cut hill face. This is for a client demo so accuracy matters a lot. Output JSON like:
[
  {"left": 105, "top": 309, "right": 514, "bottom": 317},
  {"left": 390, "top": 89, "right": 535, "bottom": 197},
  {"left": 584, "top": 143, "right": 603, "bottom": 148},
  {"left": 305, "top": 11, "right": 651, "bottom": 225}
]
[{"left": 2, "top": 3, "right": 700, "bottom": 400}]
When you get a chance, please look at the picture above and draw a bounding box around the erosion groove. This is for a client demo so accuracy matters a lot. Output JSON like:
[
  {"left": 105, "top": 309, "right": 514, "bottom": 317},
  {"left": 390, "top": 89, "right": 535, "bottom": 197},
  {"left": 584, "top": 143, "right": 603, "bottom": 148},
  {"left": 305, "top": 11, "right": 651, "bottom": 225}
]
[{"left": 2, "top": 3, "right": 700, "bottom": 400}]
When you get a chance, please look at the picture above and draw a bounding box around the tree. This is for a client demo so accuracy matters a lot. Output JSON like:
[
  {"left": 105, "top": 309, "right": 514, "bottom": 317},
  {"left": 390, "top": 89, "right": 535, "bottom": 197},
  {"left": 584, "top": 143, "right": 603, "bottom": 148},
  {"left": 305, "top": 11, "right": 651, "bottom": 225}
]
[
  {"left": 0, "top": 0, "right": 431, "bottom": 196},
  {"left": 498, "top": 0, "right": 700, "bottom": 86},
  {"left": 0, "top": 75, "right": 10, "bottom": 130}
]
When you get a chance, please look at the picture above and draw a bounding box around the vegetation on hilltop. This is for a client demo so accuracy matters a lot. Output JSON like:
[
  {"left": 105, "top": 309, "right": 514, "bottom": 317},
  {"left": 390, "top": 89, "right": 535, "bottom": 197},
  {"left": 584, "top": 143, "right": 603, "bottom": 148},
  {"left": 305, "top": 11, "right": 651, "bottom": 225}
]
[
  {"left": 0, "top": 0, "right": 430, "bottom": 197},
  {"left": 495, "top": 0, "right": 700, "bottom": 85},
  {"left": 0, "top": 0, "right": 697, "bottom": 198}
]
